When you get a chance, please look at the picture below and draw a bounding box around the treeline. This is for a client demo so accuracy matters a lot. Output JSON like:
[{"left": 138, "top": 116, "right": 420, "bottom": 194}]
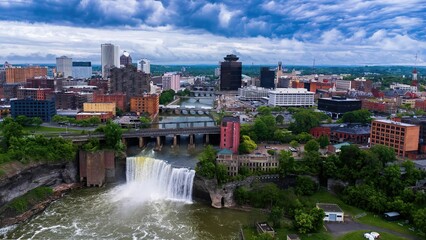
[
  {"left": 0, "top": 117, "right": 76, "bottom": 165},
  {"left": 52, "top": 115, "right": 101, "bottom": 127}
]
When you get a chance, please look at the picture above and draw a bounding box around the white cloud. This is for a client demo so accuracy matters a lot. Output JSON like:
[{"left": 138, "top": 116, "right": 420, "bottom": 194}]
[{"left": 0, "top": 21, "right": 425, "bottom": 66}]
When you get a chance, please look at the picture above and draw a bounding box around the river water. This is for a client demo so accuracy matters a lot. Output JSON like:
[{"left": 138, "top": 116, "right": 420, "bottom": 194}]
[{"left": 5, "top": 134, "right": 259, "bottom": 239}]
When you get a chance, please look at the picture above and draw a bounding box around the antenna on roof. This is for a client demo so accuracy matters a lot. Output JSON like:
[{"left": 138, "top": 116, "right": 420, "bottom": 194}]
[{"left": 312, "top": 58, "right": 316, "bottom": 74}]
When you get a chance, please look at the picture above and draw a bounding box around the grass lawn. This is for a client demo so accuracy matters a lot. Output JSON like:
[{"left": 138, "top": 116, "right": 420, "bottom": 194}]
[
  {"left": 337, "top": 230, "right": 407, "bottom": 240},
  {"left": 304, "top": 190, "right": 423, "bottom": 238},
  {"left": 23, "top": 126, "right": 80, "bottom": 134}
]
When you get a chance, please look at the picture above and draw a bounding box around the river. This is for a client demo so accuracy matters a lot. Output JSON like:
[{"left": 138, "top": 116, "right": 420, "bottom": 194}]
[{"left": 5, "top": 144, "right": 259, "bottom": 240}]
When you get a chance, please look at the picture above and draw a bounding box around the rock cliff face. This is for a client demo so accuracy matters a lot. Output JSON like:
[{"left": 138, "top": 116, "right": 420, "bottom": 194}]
[
  {"left": 0, "top": 161, "right": 78, "bottom": 208},
  {"left": 193, "top": 174, "right": 259, "bottom": 208}
]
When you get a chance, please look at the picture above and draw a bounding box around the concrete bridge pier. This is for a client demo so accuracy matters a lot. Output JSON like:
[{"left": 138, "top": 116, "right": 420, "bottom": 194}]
[
  {"left": 154, "top": 136, "right": 163, "bottom": 151},
  {"left": 204, "top": 134, "right": 210, "bottom": 145},
  {"left": 138, "top": 137, "right": 146, "bottom": 148},
  {"left": 188, "top": 134, "right": 195, "bottom": 149},
  {"left": 172, "top": 135, "right": 179, "bottom": 148}
]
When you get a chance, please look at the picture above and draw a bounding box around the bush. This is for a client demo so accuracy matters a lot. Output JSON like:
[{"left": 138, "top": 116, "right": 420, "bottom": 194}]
[{"left": 295, "top": 176, "right": 318, "bottom": 196}]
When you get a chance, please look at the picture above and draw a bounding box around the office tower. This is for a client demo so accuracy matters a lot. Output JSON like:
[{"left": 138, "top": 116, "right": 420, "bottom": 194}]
[
  {"left": 109, "top": 65, "right": 151, "bottom": 103},
  {"left": 275, "top": 61, "right": 283, "bottom": 88},
  {"left": 101, "top": 43, "right": 120, "bottom": 79},
  {"left": 56, "top": 56, "right": 73, "bottom": 78},
  {"left": 72, "top": 61, "right": 92, "bottom": 79},
  {"left": 260, "top": 67, "right": 275, "bottom": 89},
  {"left": 137, "top": 59, "right": 150, "bottom": 74},
  {"left": 162, "top": 72, "right": 180, "bottom": 91},
  {"left": 120, "top": 51, "right": 132, "bottom": 67},
  {"left": 220, "top": 54, "right": 242, "bottom": 91}
]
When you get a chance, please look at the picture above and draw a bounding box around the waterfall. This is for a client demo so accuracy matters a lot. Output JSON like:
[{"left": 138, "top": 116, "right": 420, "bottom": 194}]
[{"left": 126, "top": 156, "right": 195, "bottom": 203}]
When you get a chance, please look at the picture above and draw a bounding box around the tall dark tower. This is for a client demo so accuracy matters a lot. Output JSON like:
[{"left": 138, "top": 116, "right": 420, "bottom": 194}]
[
  {"left": 220, "top": 54, "right": 242, "bottom": 91},
  {"left": 260, "top": 67, "right": 275, "bottom": 89},
  {"left": 120, "top": 51, "right": 132, "bottom": 67}
]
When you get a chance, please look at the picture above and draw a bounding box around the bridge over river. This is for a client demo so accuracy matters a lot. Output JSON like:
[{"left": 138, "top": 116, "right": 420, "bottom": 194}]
[{"left": 63, "top": 123, "right": 220, "bottom": 150}]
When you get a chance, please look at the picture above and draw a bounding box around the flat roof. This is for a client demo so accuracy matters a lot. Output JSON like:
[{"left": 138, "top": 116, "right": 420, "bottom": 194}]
[
  {"left": 316, "top": 203, "right": 343, "bottom": 213},
  {"left": 269, "top": 88, "right": 313, "bottom": 94},
  {"left": 373, "top": 119, "right": 416, "bottom": 127},
  {"left": 319, "top": 97, "right": 360, "bottom": 102}
]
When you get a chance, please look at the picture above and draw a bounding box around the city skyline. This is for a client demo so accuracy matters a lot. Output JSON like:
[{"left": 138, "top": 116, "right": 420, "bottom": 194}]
[{"left": 0, "top": 0, "right": 425, "bottom": 66}]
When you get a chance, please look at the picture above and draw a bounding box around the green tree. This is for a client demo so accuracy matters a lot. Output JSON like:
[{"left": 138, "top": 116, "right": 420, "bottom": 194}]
[
  {"left": 216, "top": 163, "right": 228, "bottom": 185},
  {"left": 15, "top": 115, "right": 31, "bottom": 126},
  {"left": 296, "top": 132, "right": 313, "bottom": 143},
  {"left": 268, "top": 206, "right": 283, "bottom": 228},
  {"left": 294, "top": 210, "right": 315, "bottom": 234},
  {"left": 140, "top": 116, "right": 151, "bottom": 128},
  {"left": 289, "top": 109, "right": 321, "bottom": 134},
  {"left": 369, "top": 144, "right": 396, "bottom": 165},
  {"left": 103, "top": 121, "right": 123, "bottom": 150},
  {"left": 274, "top": 129, "right": 293, "bottom": 143},
  {"left": 159, "top": 89, "right": 176, "bottom": 104},
  {"left": 196, "top": 145, "right": 218, "bottom": 179},
  {"left": 290, "top": 140, "right": 299, "bottom": 149},
  {"left": 413, "top": 208, "right": 426, "bottom": 234},
  {"left": 276, "top": 115, "right": 284, "bottom": 125},
  {"left": 318, "top": 135, "right": 329, "bottom": 149},
  {"left": 304, "top": 139, "right": 320, "bottom": 152},
  {"left": 239, "top": 135, "right": 257, "bottom": 154},
  {"left": 31, "top": 117, "right": 43, "bottom": 128},
  {"left": 341, "top": 109, "right": 372, "bottom": 123},
  {"left": 278, "top": 150, "right": 294, "bottom": 177},
  {"left": 0, "top": 117, "right": 24, "bottom": 149},
  {"left": 257, "top": 106, "right": 272, "bottom": 116},
  {"left": 234, "top": 186, "right": 250, "bottom": 205},
  {"left": 295, "top": 176, "right": 318, "bottom": 196}
]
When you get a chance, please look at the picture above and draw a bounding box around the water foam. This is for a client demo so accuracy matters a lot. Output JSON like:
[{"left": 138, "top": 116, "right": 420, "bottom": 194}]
[{"left": 125, "top": 156, "right": 195, "bottom": 203}]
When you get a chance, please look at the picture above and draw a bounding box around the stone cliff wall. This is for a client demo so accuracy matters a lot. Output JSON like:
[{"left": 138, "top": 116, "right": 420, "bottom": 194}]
[
  {"left": 193, "top": 174, "right": 261, "bottom": 208},
  {"left": 0, "top": 161, "right": 77, "bottom": 208}
]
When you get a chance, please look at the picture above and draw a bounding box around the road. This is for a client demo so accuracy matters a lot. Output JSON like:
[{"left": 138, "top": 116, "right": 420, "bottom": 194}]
[{"left": 325, "top": 216, "right": 421, "bottom": 240}]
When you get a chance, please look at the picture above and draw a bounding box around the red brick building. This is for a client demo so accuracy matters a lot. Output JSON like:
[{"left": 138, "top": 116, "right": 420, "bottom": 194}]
[
  {"left": 17, "top": 88, "right": 53, "bottom": 100},
  {"left": 220, "top": 116, "right": 240, "bottom": 154},
  {"left": 362, "top": 99, "right": 397, "bottom": 114},
  {"left": 93, "top": 93, "right": 126, "bottom": 111},
  {"left": 129, "top": 94, "right": 159, "bottom": 117},
  {"left": 310, "top": 124, "right": 370, "bottom": 144}
]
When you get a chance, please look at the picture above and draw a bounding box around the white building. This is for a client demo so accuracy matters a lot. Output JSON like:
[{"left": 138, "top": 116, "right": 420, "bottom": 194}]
[
  {"left": 101, "top": 43, "right": 120, "bottom": 79},
  {"left": 268, "top": 88, "right": 314, "bottom": 107},
  {"left": 137, "top": 59, "right": 150, "bottom": 74},
  {"left": 238, "top": 86, "right": 270, "bottom": 101},
  {"left": 56, "top": 56, "right": 72, "bottom": 78},
  {"left": 335, "top": 79, "right": 352, "bottom": 90},
  {"left": 162, "top": 72, "right": 180, "bottom": 92},
  {"left": 390, "top": 83, "right": 417, "bottom": 92},
  {"left": 316, "top": 203, "right": 344, "bottom": 222},
  {"left": 72, "top": 62, "right": 92, "bottom": 79}
]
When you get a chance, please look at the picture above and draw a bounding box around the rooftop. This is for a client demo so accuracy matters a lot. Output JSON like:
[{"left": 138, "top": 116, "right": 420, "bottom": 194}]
[
  {"left": 374, "top": 119, "right": 416, "bottom": 127},
  {"left": 269, "top": 88, "right": 313, "bottom": 94},
  {"left": 222, "top": 116, "right": 240, "bottom": 123},
  {"left": 316, "top": 203, "right": 344, "bottom": 213}
]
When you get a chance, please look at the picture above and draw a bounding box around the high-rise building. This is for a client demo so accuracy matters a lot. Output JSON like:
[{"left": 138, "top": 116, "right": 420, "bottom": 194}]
[
  {"left": 220, "top": 54, "right": 242, "bottom": 91},
  {"left": 220, "top": 116, "right": 240, "bottom": 154},
  {"left": 72, "top": 62, "right": 92, "bottom": 79},
  {"left": 5, "top": 66, "right": 48, "bottom": 83},
  {"left": 56, "top": 56, "right": 73, "bottom": 78},
  {"left": 120, "top": 51, "right": 132, "bottom": 67},
  {"left": 260, "top": 67, "right": 275, "bottom": 89},
  {"left": 275, "top": 61, "right": 284, "bottom": 88},
  {"left": 101, "top": 43, "right": 120, "bottom": 79},
  {"left": 137, "top": 59, "right": 150, "bottom": 74},
  {"left": 162, "top": 72, "right": 180, "bottom": 91},
  {"left": 109, "top": 65, "right": 151, "bottom": 103}
]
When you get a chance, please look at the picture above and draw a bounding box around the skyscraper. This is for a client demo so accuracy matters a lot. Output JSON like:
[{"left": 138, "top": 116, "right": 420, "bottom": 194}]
[
  {"left": 72, "top": 61, "right": 92, "bottom": 79},
  {"left": 56, "top": 56, "right": 72, "bottom": 78},
  {"left": 120, "top": 51, "right": 132, "bottom": 67},
  {"left": 137, "top": 59, "right": 150, "bottom": 74},
  {"left": 260, "top": 67, "right": 275, "bottom": 89},
  {"left": 220, "top": 54, "right": 242, "bottom": 91},
  {"left": 162, "top": 72, "right": 180, "bottom": 91},
  {"left": 101, "top": 43, "right": 120, "bottom": 79}
]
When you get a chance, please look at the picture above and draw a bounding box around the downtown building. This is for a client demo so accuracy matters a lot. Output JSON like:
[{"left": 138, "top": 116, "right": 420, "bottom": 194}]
[
  {"left": 220, "top": 54, "right": 242, "bottom": 91},
  {"left": 318, "top": 96, "right": 362, "bottom": 117},
  {"left": 137, "top": 59, "right": 150, "bottom": 74},
  {"left": 72, "top": 62, "right": 92, "bottom": 79},
  {"left": 109, "top": 65, "right": 151, "bottom": 103},
  {"left": 162, "top": 72, "right": 180, "bottom": 92},
  {"left": 129, "top": 94, "right": 159, "bottom": 117},
  {"left": 56, "top": 56, "right": 72, "bottom": 78},
  {"left": 11, "top": 98, "right": 56, "bottom": 122},
  {"left": 6, "top": 66, "right": 48, "bottom": 83},
  {"left": 268, "top": 88, "right": 314, "bottom": 107},
  {"left": 370, "top": 119, "right": 419, "bottom": 158},
  {"left": 220, "top": 116, "right": 240, "bottom": 154},
  {"left": 120, "top": 51, "right": 132, "bottom": 67},
  {"left": 101, "top": 43, "right": 120, "bottom": 79},
  {"left": 260, "top": 67, "right": 275, "bottom": 89}
]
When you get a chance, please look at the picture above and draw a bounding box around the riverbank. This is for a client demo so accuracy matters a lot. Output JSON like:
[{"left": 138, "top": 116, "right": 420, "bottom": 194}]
[{"left": 0, "top": 183, "right": 81, "bottom": 228}]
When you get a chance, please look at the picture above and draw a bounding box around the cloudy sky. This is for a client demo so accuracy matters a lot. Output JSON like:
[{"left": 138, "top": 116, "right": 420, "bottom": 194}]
[{"left": 0, "top": 0, "right": 425, "bottom": 65}]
